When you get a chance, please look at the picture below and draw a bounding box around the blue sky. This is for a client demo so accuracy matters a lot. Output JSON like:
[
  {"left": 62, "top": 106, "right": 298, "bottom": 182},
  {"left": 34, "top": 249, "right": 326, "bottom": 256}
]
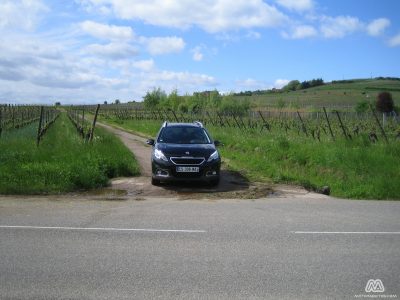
[{"left": 1, "top": 0, "right": 399, "bottom": 104}]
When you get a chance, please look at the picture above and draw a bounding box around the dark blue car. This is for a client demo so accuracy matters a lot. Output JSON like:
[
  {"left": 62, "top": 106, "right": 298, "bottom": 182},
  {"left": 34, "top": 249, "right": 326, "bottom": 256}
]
[{"left": 146, "top": 122, "right": 221, "bottom": 186}]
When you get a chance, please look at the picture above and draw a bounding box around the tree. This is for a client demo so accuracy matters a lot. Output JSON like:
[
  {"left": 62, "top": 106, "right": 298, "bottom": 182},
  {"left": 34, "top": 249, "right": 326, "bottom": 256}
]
[
  {"left": 168, "top": 89, "right": 180, "bottom": 110},
  {"left": 143, "top": 87, "right": 166, "bottom": 109},
  {"left": 283, "top": 80, "right": 300, "bottom": 92},
  {"left": 376, "top": 92, "right": 394, "bottom": 113},
  {"left": 115, "top": 99, "right": 120, "bottom": 104}
]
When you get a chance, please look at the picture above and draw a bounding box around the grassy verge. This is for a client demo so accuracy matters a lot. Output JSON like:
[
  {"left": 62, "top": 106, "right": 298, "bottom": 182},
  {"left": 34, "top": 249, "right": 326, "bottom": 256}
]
[
  {"left": 98, "top": 117, "right": 400, "bottom": 200},
  {"left": 0, "top": 113, "right": 139, "bottom": 194}
]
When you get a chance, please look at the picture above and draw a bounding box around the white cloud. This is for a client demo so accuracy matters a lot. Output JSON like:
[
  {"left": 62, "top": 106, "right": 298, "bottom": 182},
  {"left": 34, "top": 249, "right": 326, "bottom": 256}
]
[
  {"left": 235, "top": 78, "right": 268, "bottom": 90},
  {"left": 132, "top": 59, "right": 155, "bottom": 71},
  {"left": 0, "top": 0, "right": 48, "bottom": 30},
  {"left": 274, "top": 79, "right": 290, "bottom": 89},
  {"left": 85, "top": 43, "right": 138, "bottom": 59},
  {"left": 283, "top": 25, "right": 317, "bottom": 39},
  {"left": 367, "top": 18, "right": 390, "bottom": 36},
  {"left": 246, "top": 31, "right": 262, "bottom": 39},
  {"left": 81, "top": 0, "right": 287, "bottom": 33},
  {"left": 143, "top": 36, "right": 185, "bottom": 55},
  {"left": 275, "top": 0, "right": 313, "bottom": 12},
  {"left": 80, "top": 21, "right": 134, "bottom": 41},
  {"left": 0, "top": 32, "right": 217, "bottom": 104},
  {"left": 388, "top": 33, "right": 400, "bottom": 47},
  {"left": 235, "top": 78, "right": 291, "bottom": 90},
  {"left": 146, "top": 71, "right": 215, "bottom": 85},
  {"left": 320, "top": 15, "right": 363, "bottom": 38},
  {"left": 191, "top": 46, "right": 204, "bottom": 61}
]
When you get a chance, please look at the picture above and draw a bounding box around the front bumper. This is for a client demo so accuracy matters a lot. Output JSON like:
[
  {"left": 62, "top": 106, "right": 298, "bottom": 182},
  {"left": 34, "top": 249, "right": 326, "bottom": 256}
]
[{"left": 151, "top": 159, "right": 221, "bottom": 182}]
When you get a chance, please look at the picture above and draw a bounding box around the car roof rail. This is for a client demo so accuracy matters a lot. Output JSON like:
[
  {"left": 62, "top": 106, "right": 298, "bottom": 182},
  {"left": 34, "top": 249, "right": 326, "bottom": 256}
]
[{"left": 194, "top": 121, "right": 203, "bottom": 128}]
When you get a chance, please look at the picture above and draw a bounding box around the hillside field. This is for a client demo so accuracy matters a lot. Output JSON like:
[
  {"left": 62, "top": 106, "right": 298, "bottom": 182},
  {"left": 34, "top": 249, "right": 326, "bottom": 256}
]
[{"left": 234, "top": 79, "right": 400, "bottom": 110}]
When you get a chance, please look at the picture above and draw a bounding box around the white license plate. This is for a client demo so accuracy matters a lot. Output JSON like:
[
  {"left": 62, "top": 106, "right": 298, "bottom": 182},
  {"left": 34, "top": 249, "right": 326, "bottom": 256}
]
[{"left": 176, "top": 166, "right": 199, "bottom": 173}]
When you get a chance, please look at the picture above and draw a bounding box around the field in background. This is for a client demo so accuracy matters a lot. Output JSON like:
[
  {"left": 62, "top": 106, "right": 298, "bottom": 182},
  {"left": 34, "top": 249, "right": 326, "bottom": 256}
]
[
  {"left": 0, "top": 112, "right": 139, "bottom": 194},
  {"left": 236, "top": 79, "right": 400, "bottom": 110}
]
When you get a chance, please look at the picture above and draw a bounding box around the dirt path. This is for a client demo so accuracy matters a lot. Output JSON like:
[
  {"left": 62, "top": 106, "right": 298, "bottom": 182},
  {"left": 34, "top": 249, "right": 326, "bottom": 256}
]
[{"left": 95, "top": 122, "right": 287, "bottom": 200}]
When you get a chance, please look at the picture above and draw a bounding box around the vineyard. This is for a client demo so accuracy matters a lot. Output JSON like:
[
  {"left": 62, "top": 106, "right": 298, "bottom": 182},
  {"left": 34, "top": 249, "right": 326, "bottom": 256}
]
[
  {"left": 1, "top": 101, "right": 399, "bottom": 198},
  {"left": 0, "top": 105, "right": 60, "bottom": 144},
  {"left": 0, "top": 105, "right": 139, "bottom": 194},
  {"left": 86, "top": 105, "right": 400, "bottom": 199},
  {"left": 76, "top": 105, "right": 400, "bottom": 143}
]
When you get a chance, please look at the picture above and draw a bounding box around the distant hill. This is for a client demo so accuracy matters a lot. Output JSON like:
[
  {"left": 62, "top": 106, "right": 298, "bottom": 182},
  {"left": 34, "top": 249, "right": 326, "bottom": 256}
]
[{"left": 234, "top": 78, "right": 400, "bottom": 110}]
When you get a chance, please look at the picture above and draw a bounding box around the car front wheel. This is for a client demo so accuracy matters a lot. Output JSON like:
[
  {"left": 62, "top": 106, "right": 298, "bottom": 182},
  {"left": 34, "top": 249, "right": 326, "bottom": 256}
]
[
  {"left": 151, "top": 178, "right": 160, "bottom": 186},
  {"left": 209, "top": 178, "right": 220, "bottom": 187}
]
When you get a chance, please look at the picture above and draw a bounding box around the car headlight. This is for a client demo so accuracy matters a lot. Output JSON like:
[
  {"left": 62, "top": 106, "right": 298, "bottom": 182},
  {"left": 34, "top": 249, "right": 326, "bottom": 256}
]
[
  {"left": 154, "top": 149, "right": 168, "bottom": 162},
  {"left": 207, "top": 150, "right": 219, "bottom": 162}
]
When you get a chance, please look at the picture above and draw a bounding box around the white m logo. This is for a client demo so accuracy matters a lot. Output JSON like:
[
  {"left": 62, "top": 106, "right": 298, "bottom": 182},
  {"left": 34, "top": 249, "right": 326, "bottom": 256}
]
[{"left": 365, "top": 279, "right": 385, "bottom": 293}]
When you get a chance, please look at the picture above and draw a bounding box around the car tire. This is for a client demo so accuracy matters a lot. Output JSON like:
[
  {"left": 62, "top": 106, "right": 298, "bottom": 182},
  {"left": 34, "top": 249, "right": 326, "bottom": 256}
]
[
  {"left": 209, "top": 178, "right": 220, "bottom": 187},
  {"left": 151, "top": 178, "right": 160, "bottom": 186}
]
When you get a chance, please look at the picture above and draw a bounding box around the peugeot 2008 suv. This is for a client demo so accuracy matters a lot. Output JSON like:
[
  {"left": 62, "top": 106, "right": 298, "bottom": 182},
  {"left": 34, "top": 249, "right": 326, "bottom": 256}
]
[{"left": 146, "top": 122, "right": 221, "bottom": 186}]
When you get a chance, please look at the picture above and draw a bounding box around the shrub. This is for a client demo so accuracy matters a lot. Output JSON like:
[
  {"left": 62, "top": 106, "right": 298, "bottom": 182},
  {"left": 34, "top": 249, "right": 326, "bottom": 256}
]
[
  {"left": 376, "top": 92, "right": 394, "bottom": 113},
  {"left": 355, "top": 100, "right": 369, "bottom": 113}
]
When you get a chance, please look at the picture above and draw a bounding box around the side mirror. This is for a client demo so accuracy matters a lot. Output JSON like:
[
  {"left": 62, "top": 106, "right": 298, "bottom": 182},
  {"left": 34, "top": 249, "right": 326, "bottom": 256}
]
[
  {"left": 146, "top": 139, "right": 155, "bottom": 146},
  {"left": 214, "top": 140, "right": 223, "bottom": 146}
]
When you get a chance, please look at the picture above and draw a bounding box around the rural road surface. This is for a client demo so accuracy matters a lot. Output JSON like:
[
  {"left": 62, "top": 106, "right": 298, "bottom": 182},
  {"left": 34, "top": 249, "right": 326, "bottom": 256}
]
[
  {"left": 1, "top": 123, "right": 399, "bottom": 299},
  {"left": 1, "top": 196, "right": 399, "bottom": 299}
]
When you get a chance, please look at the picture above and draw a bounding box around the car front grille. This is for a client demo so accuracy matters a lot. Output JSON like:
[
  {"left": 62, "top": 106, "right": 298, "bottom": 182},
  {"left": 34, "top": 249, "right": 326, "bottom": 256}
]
[{"left": 170, "top": 157, "right": 205, "bottom": 165}]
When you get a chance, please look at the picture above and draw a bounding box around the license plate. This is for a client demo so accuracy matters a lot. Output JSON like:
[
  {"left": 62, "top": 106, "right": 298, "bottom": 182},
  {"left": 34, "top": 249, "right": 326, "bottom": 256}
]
[{"left": 176, "top": 166, "right": 199, "bottom": 173}]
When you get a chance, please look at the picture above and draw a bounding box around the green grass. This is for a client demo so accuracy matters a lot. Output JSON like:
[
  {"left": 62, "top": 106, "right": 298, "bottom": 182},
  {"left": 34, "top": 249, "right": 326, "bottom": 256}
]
[
  {"left": 99, "top": 117, "right": 400, "bottom": 200},
  {"left": 0, "top": 113, "right": 140, "bottom": 194},
  {"left": 212, "top": 128, "right": 400, "bottom": 200}
]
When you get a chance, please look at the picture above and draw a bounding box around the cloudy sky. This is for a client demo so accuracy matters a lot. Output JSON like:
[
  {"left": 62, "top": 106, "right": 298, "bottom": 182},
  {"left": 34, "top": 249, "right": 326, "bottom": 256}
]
[{"left": 1, "top": 0, "right": 399, "bottom": 104}]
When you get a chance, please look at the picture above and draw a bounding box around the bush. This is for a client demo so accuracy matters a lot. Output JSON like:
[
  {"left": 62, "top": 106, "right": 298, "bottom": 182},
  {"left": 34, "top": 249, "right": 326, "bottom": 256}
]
[
  {"left": 376, "top": 92, "right": 394, "bottom": 113},
  {"left": 355, "top": 100, "right": 369, "bottom": 113}
]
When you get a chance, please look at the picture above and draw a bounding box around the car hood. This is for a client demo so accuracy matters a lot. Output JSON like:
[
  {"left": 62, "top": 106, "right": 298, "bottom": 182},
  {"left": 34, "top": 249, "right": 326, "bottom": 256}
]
[{"left": 156, "top": 143, "right": 216, "bottom": 158}]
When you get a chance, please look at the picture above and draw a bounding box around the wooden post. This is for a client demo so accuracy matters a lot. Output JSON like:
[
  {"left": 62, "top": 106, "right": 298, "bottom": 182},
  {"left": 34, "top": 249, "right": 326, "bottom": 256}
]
[
  {"left": 370, "top": 105, "right": 389, "bottom": 144},
  {"left": 89, "top": 104, "right": 100, "bottom": 142},
  {"left": 206, "top": 111, "right": 215, "bottom": 126},
  {"left": 0, "top": 107, "right": 2, "bottom": 138},
  {"left": 12, "top": 105, "right": 15, "bottom": 128},
  {"left": 171, "top": 110, "right": 179, "bottom": 122},
  {"left": 296, "top": 111, "right": 308, "bottom": 137},
  {"left": 335, "top": 111, "right": 349, "bottom": 139},
  {"left": 323, "top": 107, "right": 335, "bottom": 141},
  {"left": 258, "top": 111, "right": 267, "bottom": 124},
  {"left": 238, "top": 115, "right": 246, "bottom": 128},
  {"left": 36, "top": 106, "right": 44, "bottom": 146},
  {"left": 82, "top": 109, "right": 85, "bottom": 133},
  {"left": 231, "top": 113, "right": 242, "bottom": 129},
  {"left": 216, "top": 112, "right": 225, "bottom": 127}
]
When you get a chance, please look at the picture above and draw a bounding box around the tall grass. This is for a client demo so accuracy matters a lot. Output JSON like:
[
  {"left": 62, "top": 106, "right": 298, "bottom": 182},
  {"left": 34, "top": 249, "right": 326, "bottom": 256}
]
[
  {"left": 211, "top": 127, "right": 400, "bottom": 199},
  {"left": 99, "top": 117, "right": 400, "bottom": 200},
  {"left": 0, "top": 113, "right": 139, "bottom": 194}
]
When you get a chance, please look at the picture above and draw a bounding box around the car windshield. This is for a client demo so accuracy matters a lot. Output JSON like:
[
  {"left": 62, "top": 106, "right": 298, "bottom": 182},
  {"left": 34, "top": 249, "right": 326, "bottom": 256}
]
[{"left": 158, "top": 127, "right": 211, "bottom": 144}]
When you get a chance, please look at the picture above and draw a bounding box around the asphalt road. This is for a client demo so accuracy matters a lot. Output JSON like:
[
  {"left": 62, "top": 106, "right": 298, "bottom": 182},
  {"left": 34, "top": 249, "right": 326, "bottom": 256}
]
[{"left": 1, "top": 195, "right": 399, "bottom": 299}]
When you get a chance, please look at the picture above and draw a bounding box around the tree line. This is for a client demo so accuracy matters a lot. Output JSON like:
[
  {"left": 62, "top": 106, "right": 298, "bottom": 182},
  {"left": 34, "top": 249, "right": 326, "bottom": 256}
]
[{"left": 143, "top": 88, "right": 250, "bottom": 115}]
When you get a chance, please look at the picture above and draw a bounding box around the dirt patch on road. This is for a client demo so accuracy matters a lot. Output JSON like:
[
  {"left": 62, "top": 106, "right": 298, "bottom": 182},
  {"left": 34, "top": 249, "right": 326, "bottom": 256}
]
[{"left": 96, "top": 122, "right": 274, "bottom": 200}]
